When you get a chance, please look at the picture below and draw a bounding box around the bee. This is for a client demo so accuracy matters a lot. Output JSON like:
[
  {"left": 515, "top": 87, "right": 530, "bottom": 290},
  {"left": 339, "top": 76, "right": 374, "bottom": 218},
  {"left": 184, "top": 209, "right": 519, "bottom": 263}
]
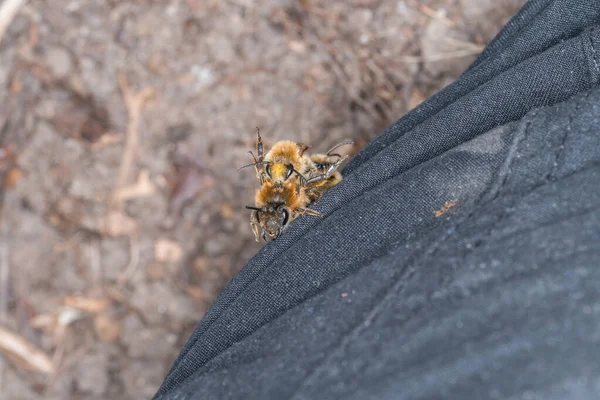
[
  {"left": 238, "top": 127, "right": 312, "bottom": 186},
  {"left": 245, "top": 180, "right": 319, "bottom": 241},
  {"left": 303, "top": 142, "right": 353, "bottom": 203},
  {"left": 240, "top": 129, "right": 353, "bottom": 242}
]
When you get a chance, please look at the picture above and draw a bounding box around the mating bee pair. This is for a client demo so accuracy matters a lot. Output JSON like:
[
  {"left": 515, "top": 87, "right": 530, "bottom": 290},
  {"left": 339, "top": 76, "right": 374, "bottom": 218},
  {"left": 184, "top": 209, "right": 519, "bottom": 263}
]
[{"left": 239, "top": 128, "right": 352, "bottom": 242}]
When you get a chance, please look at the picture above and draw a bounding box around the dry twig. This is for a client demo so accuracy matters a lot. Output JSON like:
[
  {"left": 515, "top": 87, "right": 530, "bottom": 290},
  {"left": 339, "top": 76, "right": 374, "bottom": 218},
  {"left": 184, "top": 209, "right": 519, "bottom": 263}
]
[
  {"left": 0, "top": 228, "right": 8, "bottom": 322},
  {"left": 401, "top": 49, "right": 482, "bottom": 64},
  {"left": 101, "top": 73, "right": 153, "bottom": 285},
  {"left": 418, "top": 4, "right": 456, "bottom": 27},
  {"left": 0, "top": 326, "right": 54, "bottom": 374},
  {"left": 117, "top": 233, "right": 140, "bottom": 285},
  {"left": 444, "top": 37, "right": 484, "bottom": 52},
  {"left": 111, "top": 73, "right": 154, "bottom": 208},
  {"left": 63, "top": 296, "right": 111, "bottom": 314},
  {"left": 112, "top": 169, "right": 156, "bottom": 202},
  {"left": 0, "top": 0, "right": 27, "bottom": 45},
  {"left": 0, "top": 196, "right": 9, "bottom": 390}
]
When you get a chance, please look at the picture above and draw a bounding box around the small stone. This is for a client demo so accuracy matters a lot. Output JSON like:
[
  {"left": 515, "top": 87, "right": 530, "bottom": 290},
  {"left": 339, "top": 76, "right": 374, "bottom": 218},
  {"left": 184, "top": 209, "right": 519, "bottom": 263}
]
[
  {"left": 288, "top": 40, "right": 307, "bottom": 53},
  {"left": 203, "top": 233, "right": 229, "bottom": 256},
  {"left": 45, "top": 47, "right": 73, "bottom": 79},
  {"left": 154, "top": 239, "right": 184, "bottom": 263},
  {"left": 94, "top": 314, "right": 121, "bottom": 343},
  {"left": 219, "top": 202, "right": 234, "bottom": 219},
  {"left": 75, "top": 350, "right": 109, "bottom": 396},
  {"left": 146, "top": 261, "right": 167, "bottom": 280}
]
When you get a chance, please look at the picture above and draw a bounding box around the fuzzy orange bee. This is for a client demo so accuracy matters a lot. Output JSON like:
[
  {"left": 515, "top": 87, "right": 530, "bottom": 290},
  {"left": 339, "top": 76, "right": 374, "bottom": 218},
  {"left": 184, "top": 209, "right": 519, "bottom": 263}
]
[
  {"left": 245, "top": 180, "right": 320, "bottom": 241},
  {"left": 240, "top": 128, "right": 353, "bottom": 242},
  {"left": 238, "top": 128, "right": 312, "bottom": 186}
]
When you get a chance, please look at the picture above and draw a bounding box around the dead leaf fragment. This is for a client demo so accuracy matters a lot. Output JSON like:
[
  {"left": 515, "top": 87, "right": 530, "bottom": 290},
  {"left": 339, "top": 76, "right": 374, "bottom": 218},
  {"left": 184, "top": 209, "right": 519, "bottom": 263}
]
[
  {"left": 3, "top": 166, "right": 24, "bottom": 189},
  {"left": 219, "top": 202, "right": 234, "bottom": 219},
  {"left": 0, "top": 326, "right": 55, "bottom": 375},
  {"left": 288, "top": 40, "right": 307, "bottom": 53},
  {"left": 30, "top": 313, "right": 57, "bottom": 332},
  {"left": 434, "top": 200, "right": 457, "bottom": 217},
  {"left": 63, "top": 296, "right": 112, "bottom": 314},
  {"left": 146, "top": 261, "right": 167, "bottom": 280},
  {"left": 408, "top": 88, "right": 425, "bottom": 111},
  {"left": 154, "top": 239, "right": 184, "bottom": 263},
  {"left": 185, "top": 286, "right": 209, "bottom": 311},
  {"left": 113, "top": 169, "right": 156, "bottom": 202},
  {"left": 100, "top": 210, "right": 138, "bottom": 237},
  {"left": 168, "top": 157, "right": 216, "bottom": 215},
  {"left": 94, "top": 314, "right": 121, "bottom": 343}
]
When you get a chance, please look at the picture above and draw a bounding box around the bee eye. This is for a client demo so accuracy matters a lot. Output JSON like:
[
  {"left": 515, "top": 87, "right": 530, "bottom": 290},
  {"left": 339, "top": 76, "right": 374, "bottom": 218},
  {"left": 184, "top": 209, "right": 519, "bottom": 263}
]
[
  {"left": 281, "top": 208, "right": 289, "bottom": 226},
  {"left": 266, "top": 165, "right": 272, "bottom": 177},
  {"left": 285, "top": 165, "right": 293, "bottom": 179}
]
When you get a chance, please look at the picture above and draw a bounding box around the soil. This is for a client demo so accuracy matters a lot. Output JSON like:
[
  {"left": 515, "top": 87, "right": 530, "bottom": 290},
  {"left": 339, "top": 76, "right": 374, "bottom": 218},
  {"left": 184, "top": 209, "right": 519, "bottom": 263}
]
[{"left": 0, "top": 0, "right": 525, "bottom": 398}]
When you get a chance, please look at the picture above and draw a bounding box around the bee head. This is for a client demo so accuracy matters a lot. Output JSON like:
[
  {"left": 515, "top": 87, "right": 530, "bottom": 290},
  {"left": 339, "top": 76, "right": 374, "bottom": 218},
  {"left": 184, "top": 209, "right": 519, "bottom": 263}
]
[
  {"left": 246, "top": 205, "right": 290, "bottom": 240},
  {"left": 266, "top": 163, "right": 294, "bottom": 183}
]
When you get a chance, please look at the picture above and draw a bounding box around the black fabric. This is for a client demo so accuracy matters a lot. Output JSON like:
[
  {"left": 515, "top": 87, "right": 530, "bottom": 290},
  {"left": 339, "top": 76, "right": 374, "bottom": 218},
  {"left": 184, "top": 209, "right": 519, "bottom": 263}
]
[{"left": 155, "top": 1, "right": 600, "bottom": 399}]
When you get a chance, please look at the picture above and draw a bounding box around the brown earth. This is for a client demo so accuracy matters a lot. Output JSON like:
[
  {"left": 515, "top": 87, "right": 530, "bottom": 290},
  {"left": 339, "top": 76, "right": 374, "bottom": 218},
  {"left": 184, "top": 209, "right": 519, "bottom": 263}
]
[{"left": 0, "top": 0, "right": 525, "bottom": 398}]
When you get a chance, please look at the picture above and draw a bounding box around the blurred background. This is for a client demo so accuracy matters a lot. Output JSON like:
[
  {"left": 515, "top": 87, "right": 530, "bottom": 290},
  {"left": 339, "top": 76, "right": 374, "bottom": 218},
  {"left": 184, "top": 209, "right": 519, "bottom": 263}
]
[{"left": 0, "top": 0, "right": 524, "bottom": 398}]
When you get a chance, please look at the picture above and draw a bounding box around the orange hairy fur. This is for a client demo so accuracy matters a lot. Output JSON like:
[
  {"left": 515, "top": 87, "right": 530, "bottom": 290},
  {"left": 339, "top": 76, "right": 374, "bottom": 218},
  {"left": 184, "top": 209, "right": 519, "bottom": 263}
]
[{"left": 255, "top": 181, "right": 307, "bottom": 211}]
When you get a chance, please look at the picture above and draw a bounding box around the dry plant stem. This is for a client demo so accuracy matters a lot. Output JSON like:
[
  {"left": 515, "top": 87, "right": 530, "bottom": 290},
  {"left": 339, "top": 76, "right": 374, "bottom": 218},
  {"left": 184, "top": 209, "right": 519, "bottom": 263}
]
[
  {"left": 0, "top": 0, "right": 27, "bottom": 45},
  {"left": 107, "top": 74, "right": 152, "bottom": 285},
  {"left": 111, "top": 73, "right": 154, "bottom": 208},
  {"left": 0, "top": 326, "right": 54, "bottom": 374},
  {"left": 117, "top": 233, "right": 140, "bottom": 285},
  {"left": 418, "top": 4, "right": 456, "bottom": 27},
  {"left": 48, "top": 340, "right": 93, "bottom": 388},
  {"left": 0, "top": 214, "right": 9, "bottom": 391},
  {"left": 0, "top": 244, "right": 9, "bottom": 392},
  {"left": 401, "top": 48, "right": 483, "bottom": 64},
  {"left": 444, "top": 37, "right": 484, "bottom": 52},
  {"left": 0, "top": 227, "right": 8, "bottom": 322},
  {"left": 87, "top": 238, "right": 101, "bottom": 287}
]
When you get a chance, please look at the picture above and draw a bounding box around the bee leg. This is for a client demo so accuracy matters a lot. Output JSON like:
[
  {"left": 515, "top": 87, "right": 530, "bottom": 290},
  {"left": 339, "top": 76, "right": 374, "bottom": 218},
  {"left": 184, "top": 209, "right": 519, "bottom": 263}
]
[
  {"left": 248, "top": 151, "right": 266, "bottom": 184},
  {"left": 292, "top": 168, "right": 308, "bottom": 185},
  {"left": 306, "top": 156, "right": 348, "bottom": 185},
  {"left": 298, "top": 207, "right": 322, "bottom": 217},
  {"left": 250, "top": 210, "right": 261, "bottom": 242}
]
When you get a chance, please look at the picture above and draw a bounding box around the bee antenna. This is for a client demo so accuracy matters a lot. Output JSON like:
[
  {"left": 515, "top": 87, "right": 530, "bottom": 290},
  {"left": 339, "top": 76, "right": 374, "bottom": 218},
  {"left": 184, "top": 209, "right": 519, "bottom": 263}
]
[
  {"left": 326, "top": 140, "right": 355, "bottom": 156},
  {"left": 245, "top": 206, "right": 262, "bottom": 212},
  {"left": 237, "top": 160, "right": 271, "bottom": 171}
]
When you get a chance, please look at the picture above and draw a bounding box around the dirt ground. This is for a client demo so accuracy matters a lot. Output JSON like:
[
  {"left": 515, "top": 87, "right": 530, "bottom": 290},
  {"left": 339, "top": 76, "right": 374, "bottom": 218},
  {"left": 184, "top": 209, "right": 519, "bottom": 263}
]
[{"left": 0, "top": 0, "right": 525, "bottom": 398}]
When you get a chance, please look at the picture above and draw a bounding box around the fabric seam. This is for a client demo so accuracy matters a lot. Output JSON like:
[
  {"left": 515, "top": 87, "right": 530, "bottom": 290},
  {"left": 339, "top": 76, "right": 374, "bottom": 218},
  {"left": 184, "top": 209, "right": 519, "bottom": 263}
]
[{"left": 588, "top": 27, "right": 600, "bottom": 77}]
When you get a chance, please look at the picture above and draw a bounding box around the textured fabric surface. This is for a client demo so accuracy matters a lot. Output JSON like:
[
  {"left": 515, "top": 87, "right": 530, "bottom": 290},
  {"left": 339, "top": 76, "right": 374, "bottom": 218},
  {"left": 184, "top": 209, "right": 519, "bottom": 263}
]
[{"left": 155, "top": 1, "right": 600, "bottom": 399}]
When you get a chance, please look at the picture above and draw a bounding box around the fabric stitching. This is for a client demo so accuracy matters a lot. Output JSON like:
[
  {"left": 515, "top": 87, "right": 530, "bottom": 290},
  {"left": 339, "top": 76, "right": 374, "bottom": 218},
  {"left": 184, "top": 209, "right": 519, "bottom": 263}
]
[
  {"left": 546, "top": 109, "right": 574, "bottom": 182},
  {"left": 589, "top": 27, "right": 600, "bottom": 75}
]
